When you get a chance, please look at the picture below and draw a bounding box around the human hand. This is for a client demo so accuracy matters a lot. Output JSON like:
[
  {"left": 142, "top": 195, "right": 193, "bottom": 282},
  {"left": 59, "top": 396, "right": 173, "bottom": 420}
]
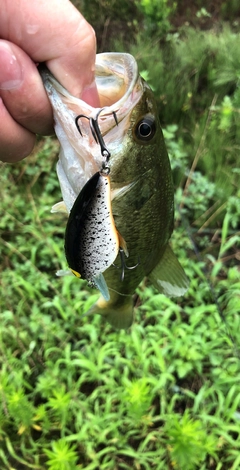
[{"left": 0, "top": 0, "right": 98, "bottom": 162}]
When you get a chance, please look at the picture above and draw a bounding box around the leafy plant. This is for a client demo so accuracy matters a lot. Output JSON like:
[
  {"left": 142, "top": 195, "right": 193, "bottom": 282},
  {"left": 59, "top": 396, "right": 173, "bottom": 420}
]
[
  {"left": 165, "top": 411, "right": 217, "bottom": 469},
  {"left": 135, "top": 0, "right": 176, "bottom": 35},
  {"left": 124, "top": 377, "right": 152, "bottom": 419},
  {"left": 44, "top": 439, "right": 78, "bottom": 470}
]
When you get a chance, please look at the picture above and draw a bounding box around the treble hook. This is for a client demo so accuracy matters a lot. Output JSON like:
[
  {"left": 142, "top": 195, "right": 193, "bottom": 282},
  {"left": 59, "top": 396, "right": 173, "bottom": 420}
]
[
  {"left": 75, "top": 108, "right": 118, "bottom": 161},
  {"left": 113, "top": 248, "right": 140, "bottom": 282}
]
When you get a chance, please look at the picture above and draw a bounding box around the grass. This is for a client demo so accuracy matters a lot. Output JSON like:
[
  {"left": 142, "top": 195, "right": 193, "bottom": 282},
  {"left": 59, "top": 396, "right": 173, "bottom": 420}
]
[
  {"left": 0, "top": 131, "right": 239, "bottom": 469},
  {"left": 122, "top": 25, "right": 240, "bottom": 200},
  {"left": 1, "top": 18, "right": 240, "bottom": 470}
]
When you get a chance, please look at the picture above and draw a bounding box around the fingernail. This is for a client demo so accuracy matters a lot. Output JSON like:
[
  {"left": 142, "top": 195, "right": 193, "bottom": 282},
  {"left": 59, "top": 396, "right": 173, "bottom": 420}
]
[
  {"left": 81, "top": 81, "right": 100, "bottom": 107},
  {"left": 0, "top": 42, "right": 23, "bottom": 90}
]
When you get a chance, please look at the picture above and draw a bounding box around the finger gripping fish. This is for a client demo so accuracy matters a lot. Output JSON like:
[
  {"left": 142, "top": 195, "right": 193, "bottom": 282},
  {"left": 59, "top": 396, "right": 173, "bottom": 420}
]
[{"left": 65, "top": 171, "right": 119, "bottom": 301}]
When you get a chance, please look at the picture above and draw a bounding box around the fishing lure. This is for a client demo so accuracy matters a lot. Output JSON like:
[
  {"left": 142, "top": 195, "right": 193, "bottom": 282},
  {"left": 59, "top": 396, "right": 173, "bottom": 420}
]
[
  {"left": 64, "top": 171, "right": 120, "bottom": 301},
  {"left": 64, "top": 109, "right": 121, "bottom": 300}
]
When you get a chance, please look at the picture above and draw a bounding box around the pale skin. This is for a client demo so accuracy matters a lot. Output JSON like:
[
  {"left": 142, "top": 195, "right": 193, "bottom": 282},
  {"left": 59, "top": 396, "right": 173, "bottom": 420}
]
[{"left": 0, "top": 0, "right": 99, "bottom": 162}]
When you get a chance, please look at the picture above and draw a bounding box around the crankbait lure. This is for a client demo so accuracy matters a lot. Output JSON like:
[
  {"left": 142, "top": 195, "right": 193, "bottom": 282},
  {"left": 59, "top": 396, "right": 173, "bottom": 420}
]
[{"left": 64, "top": 109, "right": 121, "bottom": 300}]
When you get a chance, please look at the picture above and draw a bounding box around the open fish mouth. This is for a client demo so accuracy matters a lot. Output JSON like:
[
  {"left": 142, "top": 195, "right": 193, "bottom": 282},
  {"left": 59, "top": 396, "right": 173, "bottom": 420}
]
[{"left": 40, "top": 53, "right": 144, "bottom": 212}]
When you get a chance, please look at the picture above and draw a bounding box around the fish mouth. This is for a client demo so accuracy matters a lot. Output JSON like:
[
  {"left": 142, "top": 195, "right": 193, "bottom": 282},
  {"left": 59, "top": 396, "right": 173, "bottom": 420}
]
[
  {"left": 95, "top": 53, "right": 141, "bottom": 110},
  {"left": 40, "top": 53, "right": 144, "bottom": 211},
  {"left": 40, "top": 52, "right": 143, "bottom": 129}
]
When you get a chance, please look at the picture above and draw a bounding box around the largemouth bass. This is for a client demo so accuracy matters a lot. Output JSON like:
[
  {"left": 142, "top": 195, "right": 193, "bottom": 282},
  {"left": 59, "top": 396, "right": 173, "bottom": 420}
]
[{"left": 40, "top": 53, "right": 189, "bottom": 329}]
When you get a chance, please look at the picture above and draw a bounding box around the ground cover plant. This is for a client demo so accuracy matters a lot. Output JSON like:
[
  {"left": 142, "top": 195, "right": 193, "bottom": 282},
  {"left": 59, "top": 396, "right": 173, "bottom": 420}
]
[{"left": 0, "top": 2, "right": 240, "bottom": 469}]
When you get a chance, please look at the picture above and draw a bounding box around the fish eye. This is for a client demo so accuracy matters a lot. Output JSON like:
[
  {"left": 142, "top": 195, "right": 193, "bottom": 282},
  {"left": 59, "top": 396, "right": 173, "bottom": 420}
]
[{"left": 134, "top": 115, "right": 156, "bottom": 142}]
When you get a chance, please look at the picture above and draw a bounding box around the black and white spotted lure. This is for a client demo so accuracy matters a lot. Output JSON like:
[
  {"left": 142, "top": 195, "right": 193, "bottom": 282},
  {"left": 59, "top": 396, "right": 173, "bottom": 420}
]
[{"left": 64, "top": 109, "right": 121, "bottom": 301}]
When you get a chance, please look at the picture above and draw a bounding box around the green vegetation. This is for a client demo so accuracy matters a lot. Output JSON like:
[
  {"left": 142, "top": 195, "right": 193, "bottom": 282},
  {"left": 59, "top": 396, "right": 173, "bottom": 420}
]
[{"left": 0, "top": 2, "right": 240, "bottom": 469}]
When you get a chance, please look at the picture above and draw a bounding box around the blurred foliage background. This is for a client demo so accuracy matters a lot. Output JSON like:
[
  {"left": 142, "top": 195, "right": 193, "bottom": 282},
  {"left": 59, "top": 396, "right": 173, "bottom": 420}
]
[{"left": 0, "top": 1, "right": 240, "bottom": 469}]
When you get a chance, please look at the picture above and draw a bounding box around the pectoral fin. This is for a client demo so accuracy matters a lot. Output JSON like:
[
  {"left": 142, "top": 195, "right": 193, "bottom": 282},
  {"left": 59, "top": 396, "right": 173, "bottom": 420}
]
[
  {"left": 149, "top": 244, "right": 189, "bottom": 297},
  {"left": 56, "top": 269, "right": 74, "bottom": 277},
  {"left": 51, "top": 201, "right": 68, "bottom": 214},
  {"left": 111, "top": 181, "right": 136, "bottom": 201}
]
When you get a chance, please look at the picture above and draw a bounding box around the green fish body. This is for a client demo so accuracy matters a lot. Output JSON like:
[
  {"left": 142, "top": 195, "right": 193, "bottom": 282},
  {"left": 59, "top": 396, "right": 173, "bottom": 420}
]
[{"left": 40, "top": 53, "right": 188, "bottom": 329}]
